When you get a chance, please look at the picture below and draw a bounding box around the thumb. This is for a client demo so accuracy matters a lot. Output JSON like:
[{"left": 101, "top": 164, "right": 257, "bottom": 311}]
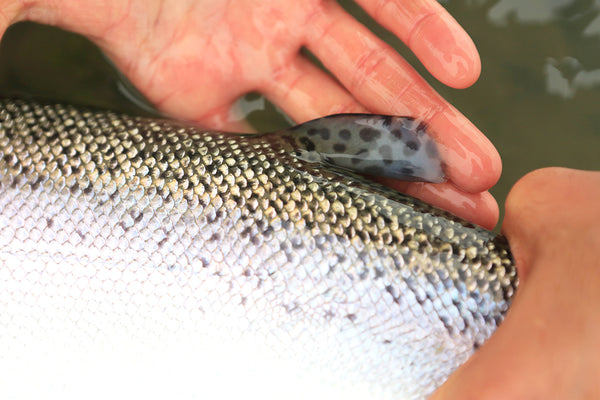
[
  {"left": 502, "top": 167, "right": 600, "bottom": 282},
  {"left": 429, "top": 167, "right": 600, "bottom": 400}
]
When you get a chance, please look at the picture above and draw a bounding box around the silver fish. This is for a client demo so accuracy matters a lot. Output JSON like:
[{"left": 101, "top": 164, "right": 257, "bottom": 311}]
[{"left": 0, "top": 98, "right": 516, "bottom": 400}]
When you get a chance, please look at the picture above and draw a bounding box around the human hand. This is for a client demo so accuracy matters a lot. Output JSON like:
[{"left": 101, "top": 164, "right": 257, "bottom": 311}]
[
  {"left": 430, "top": 167, "right": 600, "bottom": 399},
  {"left": 7, "top": 0, "right": 498, "bottom": 227}
]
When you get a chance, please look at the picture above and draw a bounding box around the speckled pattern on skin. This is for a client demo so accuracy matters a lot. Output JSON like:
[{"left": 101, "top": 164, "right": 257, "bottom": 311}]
[
  {"left": 0, "top": 98, "right": 515, "bottom": 400},
  {"left": 278, "top": 114, "right": 446, "bottom": 183}
]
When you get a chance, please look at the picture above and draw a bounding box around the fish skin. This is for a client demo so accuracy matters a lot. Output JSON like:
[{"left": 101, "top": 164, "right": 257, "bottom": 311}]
[{"left": 0, "top": 98, "right": 517, "bottom": 400}]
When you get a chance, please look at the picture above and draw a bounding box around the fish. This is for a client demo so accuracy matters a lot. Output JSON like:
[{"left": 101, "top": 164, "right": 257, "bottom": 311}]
[{"left": 0, "top": 97, "right": 517, "bottom": 400}]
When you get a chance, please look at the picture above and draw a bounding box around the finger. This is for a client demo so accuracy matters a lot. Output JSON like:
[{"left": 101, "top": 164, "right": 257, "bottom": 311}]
[
  {"left": 305, "top": 2, "right": 500, "bottom": 193},
  {"left": 262, "top": 55, "right": 368, "bottom": 123},
  {"left": 378, "top": 178, "right": 499, "bottom": 229},
  {"left": 502, "top": 167, "right": 600, "bottom": 280},
  {"left": 404, "top": 183, "right": 498, "bottom": 230},
  {"left": 433, "top": 104, "right": 501, "bottom": 193},
  {"left": 354, "top": 0, "right": 480, "bottom": 88},
  {"left": 504, "top": 168, "right": 600, "bottom": 236}
]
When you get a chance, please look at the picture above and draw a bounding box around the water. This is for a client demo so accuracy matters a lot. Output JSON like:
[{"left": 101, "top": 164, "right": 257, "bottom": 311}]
[{"left": 0, "top": 0, "right": 598, "bottom": 230}]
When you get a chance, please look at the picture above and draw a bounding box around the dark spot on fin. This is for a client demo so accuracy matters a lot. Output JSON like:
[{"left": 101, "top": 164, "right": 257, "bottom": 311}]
[
  {"left": 339, "top": 129, "right": 351, "bottom": 140},
  {"left": 391, "top": 129, "right": 403, "bottom": 140},
  {"left": 359, "top": 127, "right": 381, "bottom": 142},
  {"left": 406, "top": 140, "right": 419, "bottom": 151},
  {"left": 333, "top": 143, "right": 346, "bottom": 152},
  {"left": 278, "top": 113, "right": 446, "bottom": 183}
]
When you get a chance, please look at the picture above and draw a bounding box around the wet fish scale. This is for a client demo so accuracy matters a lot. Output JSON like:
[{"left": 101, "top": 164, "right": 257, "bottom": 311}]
[{"left": 0, "top": 98, "right": 516, "bottom": 400}]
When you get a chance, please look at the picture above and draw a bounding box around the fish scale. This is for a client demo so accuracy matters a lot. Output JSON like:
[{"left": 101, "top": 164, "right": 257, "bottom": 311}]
[{"left": 0, "top": 97, "right": 516, "bottom": 400}]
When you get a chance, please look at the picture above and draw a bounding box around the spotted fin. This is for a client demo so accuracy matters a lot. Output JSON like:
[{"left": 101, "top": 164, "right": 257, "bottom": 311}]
[{"left": 278, "top": 114, "right": 446, "bottom": 183}]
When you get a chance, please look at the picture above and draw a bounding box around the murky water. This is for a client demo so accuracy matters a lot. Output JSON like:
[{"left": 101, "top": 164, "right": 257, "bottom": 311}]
[{"left": 0, "top": 0, "right": 597, "bottom": 229}]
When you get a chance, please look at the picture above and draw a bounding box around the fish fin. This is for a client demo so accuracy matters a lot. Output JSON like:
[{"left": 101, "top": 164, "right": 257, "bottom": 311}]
[{"left": 278, "top": 114, "right": 446, "bottom": 183}]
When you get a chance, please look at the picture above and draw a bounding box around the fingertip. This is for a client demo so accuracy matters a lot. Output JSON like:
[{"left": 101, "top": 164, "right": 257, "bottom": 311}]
[
  {"left": 442, "top": 138, "right": 501, "bottom": 193},
  {"left": 506, "top": 167, "right": 592, "bottom": 208},
  {"left": 503, "top": 167, "right": 596, "bottom": 234},
  {"left": 473, "top": 190, "right": 500, "bottom": 230},
  {"left": 418, "top": 185, "right": 498, "bottom": 230},
  {"left": 392, "top": 181, "right": 499, "bottom": 229},
  {"left": 502, "top": 167, "right": 600, "bottom": 280},
  {"left": 410, "top": 12, "right": 481, "bottom": 88},
  {"left": 429, "top": 107, "right": 502, "bottom": 193}
]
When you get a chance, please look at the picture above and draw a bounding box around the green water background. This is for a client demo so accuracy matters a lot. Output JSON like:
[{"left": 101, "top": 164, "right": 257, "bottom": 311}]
[{"left": 0, "top": 0, "right": 598, "bottom": 230}]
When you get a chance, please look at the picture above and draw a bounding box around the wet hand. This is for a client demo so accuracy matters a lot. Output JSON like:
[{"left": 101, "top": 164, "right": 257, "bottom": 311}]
[
  {"left": 9, "top": 0, "right": 498, "bottom": 227},
  {"left": 430, "top": 167, "right": 600, "bottom": 400}
]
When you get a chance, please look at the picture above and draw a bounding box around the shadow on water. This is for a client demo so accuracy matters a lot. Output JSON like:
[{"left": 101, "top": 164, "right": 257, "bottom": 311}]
[{"left": 0, "top": 0, "right": 598, "bottom": 231}]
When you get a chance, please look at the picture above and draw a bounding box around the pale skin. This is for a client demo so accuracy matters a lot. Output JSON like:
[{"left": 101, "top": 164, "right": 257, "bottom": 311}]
[{"left": 0, "top": 1, "right": 598, "bottom": 398}]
